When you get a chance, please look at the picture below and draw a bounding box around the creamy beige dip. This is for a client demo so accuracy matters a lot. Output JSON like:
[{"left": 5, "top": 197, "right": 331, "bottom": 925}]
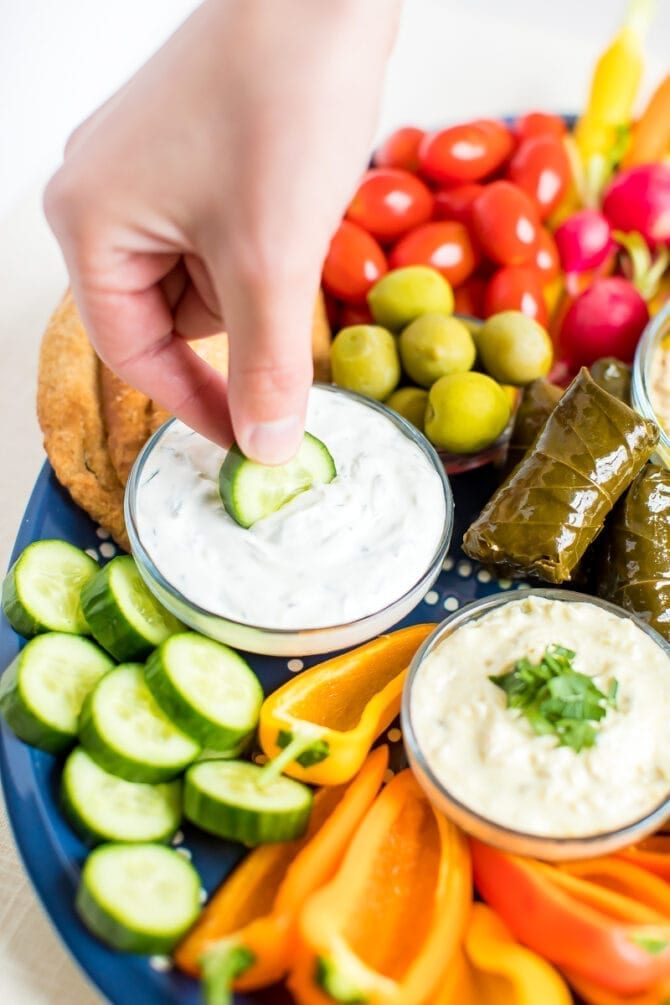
[
  {"left": 650, "top": 337, "right": 670, "bottom": 434},
  {"left": 410, "top": 595, "right": 670, "bottom": 837}
]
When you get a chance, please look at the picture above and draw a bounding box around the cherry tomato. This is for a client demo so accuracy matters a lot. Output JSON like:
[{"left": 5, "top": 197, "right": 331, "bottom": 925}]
[
  {"left": 533, "top": 227, "right": 561, "bottom": 282},
  {"left": 484, "top": 265, "right": 548, "bottom": 326},
  {"left": 507, "top": 136, "right": 571, "bottom": 220},
  {"left": 453, "top": 276, "right": 487, "bottom": 319},
  {"left": 338, "top": 301, "right": 375, "bottom": 328},
  {"left": 322, "top": 290, "right": 341, "bottom": 331},
  {"left": 418, "top": 119, "right": 514, "bottom": 184},
  {"left": 322, "top": 220, "right": 387, "bottom": 304},
  {"left": 513, "top": 112, "right": 567, "bottom": 143},
  {"left": 373, "top": 126, "right": 425, "bottom": 172},
  {"left": 433, "top": 183, "right": 484, "bottom": 225},
  {"left": 346, "top": 168, "right": 434, "bottom": 242},
  {"left": 471, "top": 181, "right": 540, "bottom": 266},
  {"left": 389, "top": 221, "right": 479, "bottom": 287}
]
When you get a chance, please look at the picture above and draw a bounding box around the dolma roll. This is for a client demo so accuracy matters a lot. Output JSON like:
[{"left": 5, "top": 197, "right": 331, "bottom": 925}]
[
  {"left": 462, "top": 368, "right": 659, "bottom": 583},
  {"left": 589, "top": 357, "right": 632, "bottom": 404},
  {"left": 597, "top": 463, "right": 670, "bottom": 642},
  {"left": 502, "top": 379, "right": 563, "bottom": 477}
]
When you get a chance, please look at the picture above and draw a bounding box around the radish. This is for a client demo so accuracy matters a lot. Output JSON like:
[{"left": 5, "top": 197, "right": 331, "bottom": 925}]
[
  {"left": 558, "top": 276, "right": 649, "bottom": 369},
  {"left": 602, "top": 164, "right": 670, "bottom": 249},
  {"left": 554, "top": 210, "right": 614, "bottom": 275}
]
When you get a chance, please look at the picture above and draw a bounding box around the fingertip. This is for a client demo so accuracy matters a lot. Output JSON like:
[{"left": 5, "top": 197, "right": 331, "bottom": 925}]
[{"left": 237, "top": 414, "right": 305, "bottom": 465}]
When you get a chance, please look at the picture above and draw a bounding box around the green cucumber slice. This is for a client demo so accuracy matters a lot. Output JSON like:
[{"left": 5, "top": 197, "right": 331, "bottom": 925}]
[
  {"left": 78, "top": 663, "right": 201, "bottom": 783},
  {"left": 76, "top": 843, "right": 201, "bottom": 954},
  {"left": 80, "top": 554, "right": 184, "bottom": 662},
  {"left": 144, "top": 633, "right": 263, "bottom": 750},
  {"left": 61, "top": 747, "right": 182, "bottom": 845},
  {"left": 183, "top": 759, "right": 313, "bottom": 845},
  {"left": 2, "top": 540, "right": 99, "bottom": 637},
  {"left": 218, "top": 432, "right": 336, "bottom": 528},
  {"left": 0, "top": 633, "right": 114, "bottom": 753}
]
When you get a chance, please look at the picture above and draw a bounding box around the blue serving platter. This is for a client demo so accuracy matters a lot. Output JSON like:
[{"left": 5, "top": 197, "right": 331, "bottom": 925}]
[{"left": 0, "top": 460, "right": 520, "bottom": 1005}]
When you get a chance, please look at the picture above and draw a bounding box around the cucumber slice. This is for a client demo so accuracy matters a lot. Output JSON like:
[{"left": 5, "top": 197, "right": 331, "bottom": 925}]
[
  {"left": 61, "top": 747, "right": 182, "bottom": 845},
  {"left": 78, "top": 663, "right": 201, "bottom": 783},
  {"left": 0, "top": 633, "right": 114, "bottom": 753},
  {"left": 2, "top": 540, "right": 98, "bottom": 637},
  {"left": 183, "top": 759, "right": 313, "bottom": 845},
  {"left": 145, "top": 633, "right": 263, "bottom": 750},
  {"left": 80, "top": 555, "right": 184, "bottom": 662},
  {"left": 219, "top": 432, "right": 336, "bottom": 528},
  {"left": 76, "top": 842, "right": 201, "bottom": 954}
]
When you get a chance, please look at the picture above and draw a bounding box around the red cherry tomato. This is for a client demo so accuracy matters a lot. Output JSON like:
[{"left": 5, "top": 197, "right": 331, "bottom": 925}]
[
  {"left": 471, "top": 181, "right": 540, "bottom": 266},
  {"left": 338, "top": 301, "right": 374, "bottom": 328},
  {"left": 453, "top": 276, "right": 487, "bottom": 319},
  {"left": 418, "top": 119, "right": 514, "bottom": 184},
  {"left": 389, "top": 220, "right": 479, "bottom": 287},
  {"left": 433, "top": 183, "right": 485, "bottom": 225},
  {"left": 346, "top": 168, "right": 434, "bottom": 242},
  {"left": 322, "top": 220, "right": 387, "bottom": 305},
  {"left": 373, "top": 126, "right": 425, "bottom": 172},
  {"left": 513, "top": 112, "right": 567, "bottom": 143},
  {"left": 507, "top": 136, "right": 571, "bottom": 220},
  {"left": 484, "top": 265, "right": 548, "bottom": 326},
  {"left": 533, "top": 227, "right": 561, "bottom": 282}
]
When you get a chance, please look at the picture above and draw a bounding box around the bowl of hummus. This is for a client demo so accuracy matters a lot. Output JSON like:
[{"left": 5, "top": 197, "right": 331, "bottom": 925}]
[
  {"left": 402, "top": 589, "right": 670, "bottom": 860},
  {"left": 633, "top": 302, "right": 670, "bottom": 468},
  {"left": 124, "top": 383, "right": 453, "bottom": 657}
]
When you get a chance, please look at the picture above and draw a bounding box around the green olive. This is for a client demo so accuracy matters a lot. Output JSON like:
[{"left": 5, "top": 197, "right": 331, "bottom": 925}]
[
  {"left": 330, "top": 324, "right": 400, "bottom": 400},
  {"left": 367, "top": 266, "right": 454, "bottom": 332},
  {"left": 385, "top": 386, "right": 429, "bottom": 431},
  {"left": 399, "top": 314, "right": 476, "bottom": 388},
  {"left": 424, "top": 372, "right": 512, "bottom": 453},
  {"left": 476, "top": 311, "right": 553, "bottom": 386}
]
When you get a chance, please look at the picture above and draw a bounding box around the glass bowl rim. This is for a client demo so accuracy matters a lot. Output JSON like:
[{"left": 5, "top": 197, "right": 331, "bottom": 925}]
[{"left": 632, "top": 301, "right": 670, "bottom": 454}]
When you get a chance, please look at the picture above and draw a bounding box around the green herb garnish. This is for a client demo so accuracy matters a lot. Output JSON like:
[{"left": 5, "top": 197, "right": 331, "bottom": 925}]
[{"left": 489, "top": 645, "right": 618, "bottom": 753}]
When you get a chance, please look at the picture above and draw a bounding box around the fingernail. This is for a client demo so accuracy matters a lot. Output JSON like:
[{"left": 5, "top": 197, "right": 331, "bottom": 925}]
[{"left": 243, "top": 416, "right": 303, "bottom": 465}]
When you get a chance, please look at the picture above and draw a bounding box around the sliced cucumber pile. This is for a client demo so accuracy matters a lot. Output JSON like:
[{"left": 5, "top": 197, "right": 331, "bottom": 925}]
[
  {"left": 218, "top": 432, "right": 336, "bottom": 528},
  {"left": 0, "top": 633, "right": 114, "bottom": 753},
  {"left": 80, "top": 555, "right": 184, "bottom": 662},
  {"left": 76, "top": 843, "right": 201, "bottom": 954},
  {"left": 61, "top": 747, "right": 182, "bottom": 845},
  {"left": 78, "top": 663, "right": 201, "bottom": 783},
  {"left": 145, "top": 632, "right": 263, "bottom": 750},
  {"left": 2, "top": 540, "right": 98, "bottom": 637},
  {"left": 184, "top": 759, "right": 313, "bottom": 845}
]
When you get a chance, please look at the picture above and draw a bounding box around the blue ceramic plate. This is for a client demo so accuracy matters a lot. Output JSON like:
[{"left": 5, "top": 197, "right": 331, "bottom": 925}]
[{"left": 0, "top": 461, "right": 518, "bottom": 1004}]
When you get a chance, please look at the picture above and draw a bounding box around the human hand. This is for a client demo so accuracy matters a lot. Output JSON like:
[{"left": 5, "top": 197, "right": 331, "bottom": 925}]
[{"left": 44, "top": 0, "right": 401, "bottom": 463}]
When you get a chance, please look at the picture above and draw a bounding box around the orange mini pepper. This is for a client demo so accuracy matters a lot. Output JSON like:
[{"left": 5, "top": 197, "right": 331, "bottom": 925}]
[
  {"left": 471, "top": 839, "right": 670, "bottom": 995},
  {"left": 622, "top": 73, "right": 670, "bottom": 167},
  {"left": 566, "top": 968, "right": 670, "bottom": 1005},
  {"left": 258, "top": 623, "right": 434, "bottom": 787},
  {"left": 618, "top": 836, "right": 670, "bottom": 883},
  {"left": 174, "top": 746, "right": 388, "bottom": 1003},
  {"left": 288, "top": 768, "right": 471, "bottom": 1005}
]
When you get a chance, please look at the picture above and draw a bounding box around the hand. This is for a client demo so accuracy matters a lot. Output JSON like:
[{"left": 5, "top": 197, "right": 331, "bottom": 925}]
[{"left": 44, "top": 0, "right": 401, "bottom": 463}]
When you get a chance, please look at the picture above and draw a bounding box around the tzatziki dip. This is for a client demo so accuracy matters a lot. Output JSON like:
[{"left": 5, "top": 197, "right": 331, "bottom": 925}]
[
  {"left": 132, "top": 386, "right": 448, "bottom": 631},
  {"left": 410, "top": 595, "right": 670, "bottom": 837},
  {"left": 650, "top": 336, "right": 670, "bottom": 435}
]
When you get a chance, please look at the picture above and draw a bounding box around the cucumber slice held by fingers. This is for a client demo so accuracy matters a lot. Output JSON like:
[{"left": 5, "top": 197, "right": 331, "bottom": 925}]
[
  {"left": 145, "top": 632, "right": 263, "bottom": 750},
  {"left": 2, "top": 539, "right": 99, "bottom": 637},
  {"left": 76, "top": 842, "right": 201, "bottom": 954},
  {"left": 61, "top": 747, "right": 183, "bottom": 846},
  {"left": 78, "top": 663, "right": 201, "bottom": 783},
  {"left": 218, "top": 432, "right": 336, "bottom": 528},
  {"left": 183, "top": 759, "right": 313, "bottom": 845},
  {"left": 0, "top": 633, "right": 114, "bottom": 753},
  {"left": 80, "top": 554, "right": 184, "bottom": 662}
]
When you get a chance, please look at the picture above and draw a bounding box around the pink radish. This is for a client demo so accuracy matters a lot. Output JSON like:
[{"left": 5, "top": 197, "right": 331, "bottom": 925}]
[
  {"left": 602, "top": 164, "right": 670, "bottom": 249},
  {"left": 554, "top": 210, "right": 614, "bottom": 274},
  {"left": 558, "top": 276, "right": 649, "bottom": 369}
]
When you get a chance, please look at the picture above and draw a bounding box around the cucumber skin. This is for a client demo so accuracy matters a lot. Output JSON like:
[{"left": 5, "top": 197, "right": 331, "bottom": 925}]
[
  {"left": 144, "top": 640, "right": 262, "bottom": 750},
  {"left": 80, "top": 560, "right": 156, "bottom": 662},
  {"left": 2, "top": 541, "right": 97, "bottom": 637},
  {"left": 0, "top": 649, "right": 73, "bottom": 753}
]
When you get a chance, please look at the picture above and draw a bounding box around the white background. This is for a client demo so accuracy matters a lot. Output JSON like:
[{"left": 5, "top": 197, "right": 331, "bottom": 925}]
[{"left": 0, "top": 1, "right": 668, "bottom": 1002}]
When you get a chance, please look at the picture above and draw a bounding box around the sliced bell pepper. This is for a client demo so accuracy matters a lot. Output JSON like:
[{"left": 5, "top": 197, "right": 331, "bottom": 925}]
[
  {"left": 436, "top": 902, "right": 571, "bottom": 1005},
  {"left": 471, "top": 839, "right": 670, "bottom": 995},
  {"left": 288, "top": 768, "right": 471, "bottom": 1005},
  {"left": 618, "top": 837, "right": 670, "bottom": 883},
  {"left": 174, "top": 745, "right": 388, "bottom": 1003},
  {"left": 258, "top": 622, "right": 435, "bottom": 787}
]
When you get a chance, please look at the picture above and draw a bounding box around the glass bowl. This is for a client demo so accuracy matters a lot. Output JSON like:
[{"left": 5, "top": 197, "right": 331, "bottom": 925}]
[
  {"left": 125, "top": 384, "right": 454, "bottom": 657},
  {"left": 632, "top": 302, "right": 670, "bottom": 468},
  {"left": 402, "top": 588, "right": 670, "bottom": 860}
]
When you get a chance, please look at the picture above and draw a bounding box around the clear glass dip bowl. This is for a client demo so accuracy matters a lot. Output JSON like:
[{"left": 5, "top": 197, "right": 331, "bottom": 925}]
[
  {"left": 402, "top": 588, "right": 670, "bottom": 861},
  {"left": 632, "top": 302, "right": 670, "bottom": 468},
  {"left": 125, "top": 384, "right": 454, "bottom": 657}
]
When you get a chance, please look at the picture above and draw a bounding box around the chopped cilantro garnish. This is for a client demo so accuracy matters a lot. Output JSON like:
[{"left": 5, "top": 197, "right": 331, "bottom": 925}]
[{"left": 489, "top": 645, "right": 618, "bottom": 753}]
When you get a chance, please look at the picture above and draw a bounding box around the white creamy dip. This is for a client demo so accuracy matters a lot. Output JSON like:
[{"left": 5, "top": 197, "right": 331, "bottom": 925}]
[
  {"left": 650, "top": 338, "right": 670, "bottom": 434},
  {"left": 133, "top": 387, "right": 447, "bottom": 630},
  {"left": 410, "top": 595, "right": 670, "bottom": 837}
]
